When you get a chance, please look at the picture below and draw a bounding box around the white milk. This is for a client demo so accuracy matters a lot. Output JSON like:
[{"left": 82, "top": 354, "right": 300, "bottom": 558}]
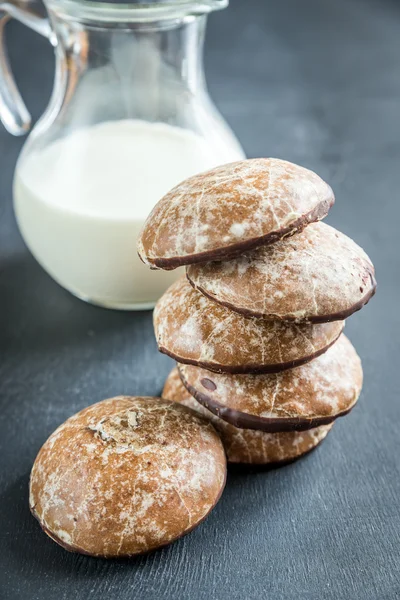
[{"left": 14, "top": 120, "right": 243, "bottom": 309}]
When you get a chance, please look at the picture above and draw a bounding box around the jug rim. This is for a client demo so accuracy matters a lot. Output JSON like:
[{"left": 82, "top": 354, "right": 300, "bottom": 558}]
[{"left": 45, "top": 0, "right": 228, "bottom": 23}]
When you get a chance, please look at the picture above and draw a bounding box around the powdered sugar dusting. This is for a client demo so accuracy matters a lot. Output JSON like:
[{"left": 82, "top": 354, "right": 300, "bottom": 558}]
[
  {"left": 163, "top": 367, "right": 333, "bottom": 464},
  {"left": 30, "top": 396, "right": 226, "bottom": 557},
  {"left": 188, "top": 222, "right": 376, "bottom": 321},
  {"left": 139, "top": 158, "right": 334, "bottom": 266},
  {"left": 154, "top": 277, "right": 344, "bottom": 373},
  {"left": 178, "top": 335, "right": 362, "bottom": 422}
]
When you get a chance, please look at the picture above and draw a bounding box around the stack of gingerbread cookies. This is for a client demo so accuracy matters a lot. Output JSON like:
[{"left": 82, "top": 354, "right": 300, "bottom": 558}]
[
  {"left": 138, "top": 158, "right": 376, "bottom": 466},
  {"left": 26, "top": 158, "right": 377, "bottom": 561}
]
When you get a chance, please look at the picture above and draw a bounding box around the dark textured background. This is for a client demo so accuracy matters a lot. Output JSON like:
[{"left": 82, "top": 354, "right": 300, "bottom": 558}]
[{"left": 0, "top": 0, "right": 399, "bottom": 599}]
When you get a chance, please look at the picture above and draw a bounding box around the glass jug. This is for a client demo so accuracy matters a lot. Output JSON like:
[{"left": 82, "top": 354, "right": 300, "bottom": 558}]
[{"left": 0, "top": 0, "right": 244, "bottom": 310}]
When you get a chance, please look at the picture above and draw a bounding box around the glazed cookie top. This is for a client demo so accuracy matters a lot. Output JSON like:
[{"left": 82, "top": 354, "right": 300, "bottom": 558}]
[
  {"left": 187, "top": 222, "right": 376, "bottom": 322},
  {"left": 163, "top": 367, "right": 333, "bottom": 464},
  {"left": 154, "top": 277, "right": 344, "bottom": 374},
  {"left": 29, "top": 396, "right": 226, "bottom": 558},
  {"left": 138, "top": 158, "right": 334, "bottom": 270},
  {"left": 177, "top": 335, "right": 362, "bottom": 432}
]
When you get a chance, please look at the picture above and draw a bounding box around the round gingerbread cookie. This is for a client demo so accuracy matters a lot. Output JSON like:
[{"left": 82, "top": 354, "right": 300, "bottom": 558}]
[
  {"left": 177, "top": 335, "right": 362, "bottom": 432},
  {"left": 30, "top": 396, "right": 226, "bottom": 557},
  {"left": 154, "top": 277, "right": 344, "bottom": 374},
  {"left": 187, "top": 222, "right": 376, "bottom": 322},
  {"left": 163, "top": 367, "right": 333, "bottom": 465},
  {"left": 138, "top": 158, "right": 334, "bottom": 270}
]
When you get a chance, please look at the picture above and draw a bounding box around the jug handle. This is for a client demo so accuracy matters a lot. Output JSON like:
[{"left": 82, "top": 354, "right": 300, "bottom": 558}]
[{"left": 0, "top": 3, "right": 52, "bottom": 136}]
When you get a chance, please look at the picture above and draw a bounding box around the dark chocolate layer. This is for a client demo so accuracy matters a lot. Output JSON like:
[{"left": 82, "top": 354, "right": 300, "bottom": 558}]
[
  {"left": 158, "top": 327, "right": 342, "bottom": 375},
  {"left": 178, "top": 366, "right": 354, "bottom": 433}
]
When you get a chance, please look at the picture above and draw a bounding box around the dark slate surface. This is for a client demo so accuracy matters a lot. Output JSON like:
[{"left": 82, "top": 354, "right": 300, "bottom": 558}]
[{"left": 0, "top": 0, "right": 398, "bottom": 598}]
